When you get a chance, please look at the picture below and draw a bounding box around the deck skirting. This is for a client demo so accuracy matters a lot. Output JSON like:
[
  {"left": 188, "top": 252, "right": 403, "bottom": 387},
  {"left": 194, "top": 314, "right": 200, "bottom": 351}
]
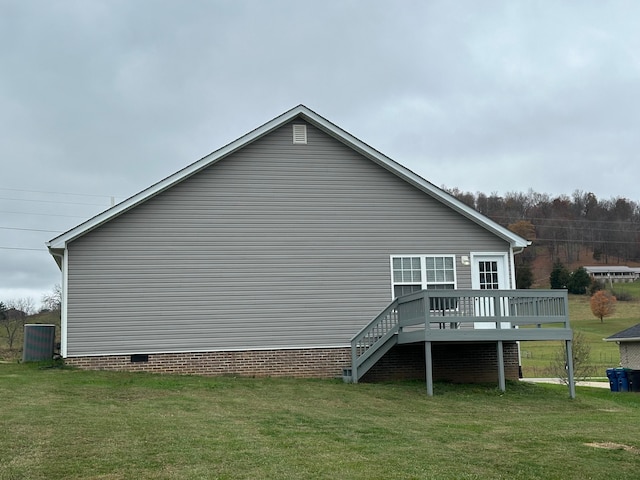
[{"left": 361, "top": 342, "right": 520, "bottom": 383}]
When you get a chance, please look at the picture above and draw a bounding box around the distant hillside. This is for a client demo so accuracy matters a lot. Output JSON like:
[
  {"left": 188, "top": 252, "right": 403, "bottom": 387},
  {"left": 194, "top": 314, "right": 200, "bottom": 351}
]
[
  {"left": 528, "top": 246, "right": 640, "bottom": 288},
  {"left": 446, "top": 188, "right": 640, "bottom": 285}
]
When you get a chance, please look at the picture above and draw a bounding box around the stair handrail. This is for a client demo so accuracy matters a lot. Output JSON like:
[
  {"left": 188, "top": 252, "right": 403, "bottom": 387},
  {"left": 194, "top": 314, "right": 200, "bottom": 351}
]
[{"left": 350, "top": 298, "right": 400, "bottom": 382}]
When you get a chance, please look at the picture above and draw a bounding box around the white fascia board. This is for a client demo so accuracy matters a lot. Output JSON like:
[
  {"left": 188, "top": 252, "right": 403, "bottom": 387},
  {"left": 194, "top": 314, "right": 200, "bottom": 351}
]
[
  {"left": 603, "top": 337, "right": 640, "bottom": 343},
  {"left": 46, "top": 104, "right": 529, "bottom": 250}
]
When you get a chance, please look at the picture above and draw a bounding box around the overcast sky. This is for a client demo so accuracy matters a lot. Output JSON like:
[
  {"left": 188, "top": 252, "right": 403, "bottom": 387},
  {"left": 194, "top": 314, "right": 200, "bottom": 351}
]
[{"left": 2, "top": 1, "right": 639, "bottom": 306}]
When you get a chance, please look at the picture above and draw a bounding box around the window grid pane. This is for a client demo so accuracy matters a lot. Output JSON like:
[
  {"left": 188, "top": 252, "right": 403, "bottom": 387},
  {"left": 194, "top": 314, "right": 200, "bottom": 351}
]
[
  {"left": 424, "top": 255, "right": 455, "bottom": 287},
  {"left": 391, "top": 255, "right": 456, "bottom": 298},
  {"left": 393, "top": 257, "right": 421, "bottom": 284},
  {"left": 478, "top": 261, "right": 499, "bottom": 290}
]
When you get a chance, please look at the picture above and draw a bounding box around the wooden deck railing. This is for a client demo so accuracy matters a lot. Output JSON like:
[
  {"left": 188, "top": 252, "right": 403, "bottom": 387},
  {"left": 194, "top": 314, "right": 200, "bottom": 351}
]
[{"left": 350, "top": 289, "right": 570, "bottom": 383}]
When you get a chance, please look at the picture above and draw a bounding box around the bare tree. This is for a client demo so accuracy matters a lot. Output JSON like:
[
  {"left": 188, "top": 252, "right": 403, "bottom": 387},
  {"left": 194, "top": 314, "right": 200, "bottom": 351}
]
[
  {"left": 9, "top": 297, "right": 35, "bottom": 316},
  {"left": 444, "top": 187, "right": 640, "bottom": 265},
  {"left": 0, "top": 301, "right": 6, "bottom": 325},
  {"left": 551, "top": 332, "right": 595, "bottom": 384},
  {"left": 41, "top": 284, "right": 62, "bottom": 312},
  {"left": 1, "top": 298, "right": 34, "bottom": 350}
]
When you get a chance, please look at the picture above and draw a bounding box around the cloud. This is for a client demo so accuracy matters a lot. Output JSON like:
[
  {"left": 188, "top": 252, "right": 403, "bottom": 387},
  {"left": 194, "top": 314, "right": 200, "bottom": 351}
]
[{"left": 1, "top": 1, "right": 640, "bottom": 301}]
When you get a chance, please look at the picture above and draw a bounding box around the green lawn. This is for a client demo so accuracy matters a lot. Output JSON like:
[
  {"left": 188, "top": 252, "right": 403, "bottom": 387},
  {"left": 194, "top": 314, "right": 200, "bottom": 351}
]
[
  {"left": 2, "top": 289, "right": 640, "bottom": 477},
  {"left": 1, "top": 362, "right": 640, "bottom": 480},
  {"left": 521, "top": 291, "right": 640, "bottom": 378},
  {"left": 609, "top": 281, "right": 640, "bottom": 300}
]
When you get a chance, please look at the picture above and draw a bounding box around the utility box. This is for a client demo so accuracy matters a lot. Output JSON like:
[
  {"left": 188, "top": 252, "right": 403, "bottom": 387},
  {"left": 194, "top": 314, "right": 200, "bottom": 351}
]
[{"left": 22, "top": 324, "right": 56, "bottom": 362}]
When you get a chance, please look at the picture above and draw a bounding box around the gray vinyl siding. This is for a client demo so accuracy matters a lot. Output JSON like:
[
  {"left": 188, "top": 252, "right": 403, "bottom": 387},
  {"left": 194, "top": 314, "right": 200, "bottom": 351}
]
[{"left": 66, "top": 120, "right": 510, "bottom": 356}]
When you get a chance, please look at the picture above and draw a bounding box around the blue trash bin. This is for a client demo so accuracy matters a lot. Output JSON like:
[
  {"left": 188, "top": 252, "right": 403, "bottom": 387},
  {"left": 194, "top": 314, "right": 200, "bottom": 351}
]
[
  {"left": 607, "top": 368, "right": 619, "bottom": 392},
  {"left": 616, "top": 368, "right": 629, "bottom": 392},
  {"left": 628, "top": 370, "right": 640, "bottom": 393}
]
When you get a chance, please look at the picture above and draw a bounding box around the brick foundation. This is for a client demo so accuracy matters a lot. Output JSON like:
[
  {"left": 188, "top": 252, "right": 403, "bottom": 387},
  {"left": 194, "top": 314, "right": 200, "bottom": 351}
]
[
  {"left": 65, "top": 342, "right": 520, "bottom": 383},
  {"left": 361, "top": 342, "right": 520, "bottom": 383},
  {"left": 64, "top": 347, "right": 352, "bottom": 378}
]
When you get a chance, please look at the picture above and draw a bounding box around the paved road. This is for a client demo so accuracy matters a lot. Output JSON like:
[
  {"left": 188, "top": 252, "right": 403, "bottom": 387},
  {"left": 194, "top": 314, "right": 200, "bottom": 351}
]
[{"left": 521, "top": 378, "right": 610, "bottom": 389}]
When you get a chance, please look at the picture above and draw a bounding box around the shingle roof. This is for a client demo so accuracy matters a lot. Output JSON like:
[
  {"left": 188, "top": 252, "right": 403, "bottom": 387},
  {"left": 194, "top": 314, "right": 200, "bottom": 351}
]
[{"left": 604, "top": 323, "right": 640, "bottom": 342}]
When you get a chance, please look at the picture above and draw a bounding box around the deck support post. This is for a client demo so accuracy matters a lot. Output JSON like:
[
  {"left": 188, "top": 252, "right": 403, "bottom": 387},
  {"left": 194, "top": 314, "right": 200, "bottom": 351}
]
[
  {"left": 351, "top": 345, "right": 358, "bottom": 384},
  {"left": 425, "top": 341, "right": 433, "bottom": 397},
  {"left": 566, "top": 339, "right": 576, "bottom": 399},
  {"left": 497, "top": 340, "right": 506, "bottom": 392}
]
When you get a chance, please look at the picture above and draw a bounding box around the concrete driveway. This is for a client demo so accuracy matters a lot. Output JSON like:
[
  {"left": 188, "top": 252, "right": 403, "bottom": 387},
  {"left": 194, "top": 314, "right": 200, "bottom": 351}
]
[{"left": 521, "top": 378, "right": 610, "bottom": 389}]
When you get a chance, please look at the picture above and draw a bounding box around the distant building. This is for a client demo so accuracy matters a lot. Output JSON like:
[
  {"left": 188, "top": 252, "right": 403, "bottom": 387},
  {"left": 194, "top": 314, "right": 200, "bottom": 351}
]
[
  {"left": 584, "top": 266, "right": 640, "bottom": 284},
  {"left": 604, "top": 324, "right": 640, "bottom": 369}
]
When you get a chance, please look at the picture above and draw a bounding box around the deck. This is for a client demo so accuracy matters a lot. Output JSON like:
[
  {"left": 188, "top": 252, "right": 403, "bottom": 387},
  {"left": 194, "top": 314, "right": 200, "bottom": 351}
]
[{"left": 350, "top": 289, "right": 575, "bottom": 397}]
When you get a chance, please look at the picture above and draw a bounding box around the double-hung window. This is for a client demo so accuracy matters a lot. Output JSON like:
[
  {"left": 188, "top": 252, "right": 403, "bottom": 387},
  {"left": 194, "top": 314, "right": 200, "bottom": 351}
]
[{"left": 391, "top": 255, "right": 456, "bottom": 299}]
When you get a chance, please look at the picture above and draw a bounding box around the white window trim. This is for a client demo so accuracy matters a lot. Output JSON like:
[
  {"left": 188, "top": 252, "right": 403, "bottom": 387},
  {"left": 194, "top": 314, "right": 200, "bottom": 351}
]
[{"left": 389, "top": 254, "right": 457, "bottom": 299}]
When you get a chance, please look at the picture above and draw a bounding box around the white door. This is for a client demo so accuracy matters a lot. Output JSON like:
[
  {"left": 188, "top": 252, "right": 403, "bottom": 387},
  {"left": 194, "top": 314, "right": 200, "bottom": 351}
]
[{"left": 471, "top": 254, "right": 509, "bottom": 329}]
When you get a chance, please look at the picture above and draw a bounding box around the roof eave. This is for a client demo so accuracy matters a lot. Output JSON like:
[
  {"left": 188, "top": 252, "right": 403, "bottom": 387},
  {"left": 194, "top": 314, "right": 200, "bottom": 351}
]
[
  {"left": 47, "top": 104, "right": 530, "bottom": 251},
  {"left": 45, "top": 246, "right": 65, "bottom": 269}
]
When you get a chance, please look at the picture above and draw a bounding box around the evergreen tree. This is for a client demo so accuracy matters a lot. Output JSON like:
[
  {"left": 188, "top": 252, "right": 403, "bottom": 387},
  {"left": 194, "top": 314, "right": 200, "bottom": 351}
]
[
  {"left": 550, "top": 261, "right": 570, "bottom": 289},
  {"left": 515, "top": 264, "right": 533, "bottom": 289},
  {"left": 567, "top": 267, "right": 591, "bottom": 294}
]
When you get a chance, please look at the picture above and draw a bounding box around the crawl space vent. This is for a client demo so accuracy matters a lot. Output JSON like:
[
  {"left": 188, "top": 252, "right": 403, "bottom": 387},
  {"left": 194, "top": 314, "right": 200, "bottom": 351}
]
[{"left": 292, "top": 124, "right": 307, "bottom": 144}]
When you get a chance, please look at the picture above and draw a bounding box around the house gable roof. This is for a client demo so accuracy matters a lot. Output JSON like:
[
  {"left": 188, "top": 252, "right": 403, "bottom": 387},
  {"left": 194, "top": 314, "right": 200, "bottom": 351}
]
[
  {"left": 604, "top": 323, "right": 640, "bottom": 343},
  {"left": 47, "top": 105, "right": 529, "bottom": 252}
]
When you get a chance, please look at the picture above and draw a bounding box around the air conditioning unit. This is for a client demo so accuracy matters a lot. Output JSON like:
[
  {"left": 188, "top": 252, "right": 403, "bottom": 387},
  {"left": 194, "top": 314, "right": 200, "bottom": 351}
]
[{"left": 22, "top": 324, "right": 56, "bottom": 362}]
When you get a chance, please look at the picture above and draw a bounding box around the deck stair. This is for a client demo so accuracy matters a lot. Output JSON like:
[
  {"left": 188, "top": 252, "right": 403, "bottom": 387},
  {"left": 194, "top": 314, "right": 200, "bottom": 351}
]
[{"left": 349, "top": 289, "right": 575, "bottom": 397}]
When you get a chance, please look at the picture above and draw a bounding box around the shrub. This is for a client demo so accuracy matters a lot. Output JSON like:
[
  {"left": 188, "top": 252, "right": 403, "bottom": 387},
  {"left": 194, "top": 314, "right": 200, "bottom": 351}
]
[
  {"left": 610, "top": 289, "right": 633, "bottom": 302},
  {"left": 588, "top": 280, "right": 602, "bottom": 296}
]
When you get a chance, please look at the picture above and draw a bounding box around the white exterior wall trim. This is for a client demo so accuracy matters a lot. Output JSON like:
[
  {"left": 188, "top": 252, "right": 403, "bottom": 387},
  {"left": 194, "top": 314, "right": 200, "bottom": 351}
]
[
  {"left": 46, "top": 105, "right": 528, "bottom": 252},
  {"left": 61, "top": 249, "right": 68, "bottom": 357},
  {"left": 509, "top": 248, "right": 518, "bottom": 289},
  {"left": 49, "top": 249, "right": 68, "bottom": 357}
]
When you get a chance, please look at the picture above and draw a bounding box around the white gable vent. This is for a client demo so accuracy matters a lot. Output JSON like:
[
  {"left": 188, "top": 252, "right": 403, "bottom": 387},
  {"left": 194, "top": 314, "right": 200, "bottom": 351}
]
[{"left": 292, "top": 124, "right": 307, "bottom": 144}]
